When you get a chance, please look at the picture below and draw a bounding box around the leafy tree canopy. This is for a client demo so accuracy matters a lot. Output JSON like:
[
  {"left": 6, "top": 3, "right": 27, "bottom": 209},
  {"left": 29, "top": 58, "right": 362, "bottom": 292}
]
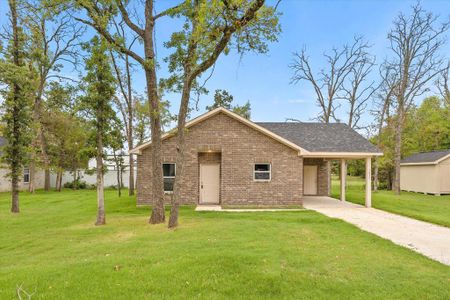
[{"left": 206, "top": 89, "right": 251, "bottom": 119}]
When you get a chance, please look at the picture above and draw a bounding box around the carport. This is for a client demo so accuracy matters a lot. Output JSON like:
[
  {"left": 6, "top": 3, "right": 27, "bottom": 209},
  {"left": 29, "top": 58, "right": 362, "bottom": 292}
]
[
  {"left": 302, "top": 153, "right": 380, "bottom": 207},
  {"left": 256, "top": 122, "right": 383, "bottom": 207}
]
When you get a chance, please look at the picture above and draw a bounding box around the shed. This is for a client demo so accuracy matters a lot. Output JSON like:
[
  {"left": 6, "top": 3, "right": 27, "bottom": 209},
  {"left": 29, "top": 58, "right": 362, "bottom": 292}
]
[{"left": 400, "top": 150, "right": 450, "bottom": 195}]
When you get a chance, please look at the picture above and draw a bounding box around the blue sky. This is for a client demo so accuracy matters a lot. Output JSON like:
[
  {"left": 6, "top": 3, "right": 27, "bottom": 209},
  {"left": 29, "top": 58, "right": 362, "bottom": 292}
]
[
  {"left": 181, "top": 0, "right": 449, "bottom": 126},
  {"left": 1, "top": 0, "right": 449, "bottom": 128}
]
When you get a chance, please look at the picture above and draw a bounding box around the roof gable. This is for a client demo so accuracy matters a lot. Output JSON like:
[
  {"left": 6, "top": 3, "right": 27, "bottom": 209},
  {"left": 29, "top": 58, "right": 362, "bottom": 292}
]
[
  {"left": 130, "top": 108, "right": 307, "bottom": 154},
  {"left": 401, "top": 150, "right": 450, "bottom": 165}
]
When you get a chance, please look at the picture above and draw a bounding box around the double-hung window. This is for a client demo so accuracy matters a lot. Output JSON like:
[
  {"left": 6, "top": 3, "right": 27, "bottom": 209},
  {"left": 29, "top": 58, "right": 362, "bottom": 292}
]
[
  {"left": 23, "top": 167, "right": 30, "bottom": 183},
  {"left": 163, "top": 163, "right": 176, "bottom": 192},
  {"left": 254, "top": 163, "right": 271, "bottom": 181}
]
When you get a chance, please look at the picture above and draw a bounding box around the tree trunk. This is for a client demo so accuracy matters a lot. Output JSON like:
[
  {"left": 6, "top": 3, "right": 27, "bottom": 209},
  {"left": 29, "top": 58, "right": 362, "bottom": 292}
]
[
  {"left": 44, "top": 168, "right": 50, "bottom": 190},
  {"left": 72, "top": 169, "right": 76, "bottom": 190},
  {"left": 55, "top": 170, "right": 63, "bottom": 192},
  {"left": 39, "top": 129, "right": 51, "bottom": 191},
  {"left": 373, "top": 157, "right": 379, "bottom": 191},
  {"left": 147, "top": 67, "right": 165, "bottom": 224},
  {"left": 9, "top": 0, "right": 20, "bottom": 213},
  {"left": 55, "top": 171, "right": 60, "bottom": 191},
  {"left": 393, "top": 109, "right": 403, "bottom": 194},
  {"left": 58, "top": 171, "right": 62, "bottom": 191},
  {"left": 128, "top": 145, "right": 135, "bottom": 196},
  {"left": 142, "top": 2, "right": 165, "bottom": 224},
  {"left": 11, "top": 171, "right": 19, "bottom": 213},
  {"left": 169, "top": 82, "right": 192, "bottom": 228},
  {"left": 126, "top": 53, "right": 135, "bottom": 196},
  {"left": 28, "top": 161, "right": 35, "bottom": 192},
  {"left": 95, "top": 130, "right": 105, "bottom": 225},
  {"left": 115, "top": 152, "right": 121, "bottom": 197},
  {"left": 120, "top": 167, "right": 123, "bottom": 189}
]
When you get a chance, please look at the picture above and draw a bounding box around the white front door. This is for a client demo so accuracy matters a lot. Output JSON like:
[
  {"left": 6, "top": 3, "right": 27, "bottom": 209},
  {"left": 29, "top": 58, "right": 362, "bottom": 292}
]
[
  {"left": 304, "top": 165, "right": 318, "bottom": 195},
  {"left": 199, "top": 164, "right": 220, "bottom": 204}
]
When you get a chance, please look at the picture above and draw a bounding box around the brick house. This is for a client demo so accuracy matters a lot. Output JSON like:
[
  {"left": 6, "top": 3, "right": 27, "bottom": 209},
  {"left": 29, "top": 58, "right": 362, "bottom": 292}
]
[{"left": 131, "top": 107, "right": 381, "bottom": 207}]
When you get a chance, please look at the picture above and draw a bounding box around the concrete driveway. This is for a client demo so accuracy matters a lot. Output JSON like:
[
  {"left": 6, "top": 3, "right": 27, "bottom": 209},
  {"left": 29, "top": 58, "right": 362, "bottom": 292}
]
[{"left": 303, "top": 196, "right": 450, "bottom": 266}]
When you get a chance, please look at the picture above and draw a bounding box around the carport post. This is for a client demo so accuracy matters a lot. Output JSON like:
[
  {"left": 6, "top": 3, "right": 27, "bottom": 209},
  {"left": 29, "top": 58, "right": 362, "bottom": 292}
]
[
  {"left": 340, "top": 159, "right": 346, "bottom": 202},
  {"left": 365, "top": 157, "right": 372, "bottom": 208}
]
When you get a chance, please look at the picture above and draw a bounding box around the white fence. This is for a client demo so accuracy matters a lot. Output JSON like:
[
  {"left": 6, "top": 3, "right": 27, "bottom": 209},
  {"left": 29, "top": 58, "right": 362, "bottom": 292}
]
[{"left": 50, "top": 169, "right": 137, "bottom": 189}]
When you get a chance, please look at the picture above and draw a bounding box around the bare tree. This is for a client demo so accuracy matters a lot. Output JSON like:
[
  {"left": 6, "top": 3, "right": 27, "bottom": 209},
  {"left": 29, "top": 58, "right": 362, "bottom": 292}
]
[
  {"left": 386, "top": 4, "right": 449, "bottom": 194},
  {"left": 342, "top": 43, "right": 376, "bottom": 129},
  {"left": 290, "top": 37, "right": 369, "bottom": 123}
]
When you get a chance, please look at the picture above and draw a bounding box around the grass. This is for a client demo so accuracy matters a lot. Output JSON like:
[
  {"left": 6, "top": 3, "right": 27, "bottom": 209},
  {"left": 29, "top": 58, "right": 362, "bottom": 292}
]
[
  {"left": 331, "top": 176, "right": 450, "bottom": 228},
  {"left": 0, "top": 189, "right": 449, "bottom": 299}
]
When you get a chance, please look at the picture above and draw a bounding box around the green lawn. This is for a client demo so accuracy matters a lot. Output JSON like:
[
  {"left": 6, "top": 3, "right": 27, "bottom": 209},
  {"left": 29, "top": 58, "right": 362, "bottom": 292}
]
[
  {"left": 0, "top": 190, "right": 449, "bottom": 299},
  {"left": 331, "top": 176, "right": 450, "bottom": 228}
]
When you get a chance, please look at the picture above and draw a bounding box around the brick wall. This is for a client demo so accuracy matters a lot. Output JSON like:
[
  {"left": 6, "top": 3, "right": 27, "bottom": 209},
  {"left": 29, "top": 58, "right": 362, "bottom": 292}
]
[{"left": 137, "top": 112, "right": 304, "bottom": 206}]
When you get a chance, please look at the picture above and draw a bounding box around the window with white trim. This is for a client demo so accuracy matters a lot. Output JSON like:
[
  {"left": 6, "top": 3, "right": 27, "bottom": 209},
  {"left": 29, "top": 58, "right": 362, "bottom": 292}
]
[
  {"left": 254, "top": 163, "right": 271, "bottom": 181},
  {"left": 23, "top": 167, "right": 30, "bottom": 183},
  {"left": 162, "top": 163, "right": 176, "bottom": 192}
]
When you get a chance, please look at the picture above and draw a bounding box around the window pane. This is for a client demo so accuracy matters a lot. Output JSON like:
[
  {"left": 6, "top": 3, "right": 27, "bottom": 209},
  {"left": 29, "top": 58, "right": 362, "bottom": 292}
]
[
  {"left": 254, "top": 172, "right": 270, "bottom": 180},
  {"left": 23, "top": 168, "right": 30, "bottom": 183},
  {"left": 254, "top": 164, "right": 270, "bottom": 172},
  {"left": 163, "top": 164, "right": 176, "bottom": 177},
  {"left": 164, "top": 177, "right": 174, "bottom": 192}
]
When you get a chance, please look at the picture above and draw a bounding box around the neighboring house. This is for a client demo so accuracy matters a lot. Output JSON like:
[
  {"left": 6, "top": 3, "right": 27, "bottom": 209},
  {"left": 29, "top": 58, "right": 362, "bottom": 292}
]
[
  {"left": 0, "top": 137, "right": 46, "bottom": 192},
  {"left": 0, "top": 134, "right": 136, "bottom": 191},
  {"left": 131, "top": 107, "right": 381, "bottom": 207},
  {"left": 400, "top": 150, "right": 450, "bottom": 196}
]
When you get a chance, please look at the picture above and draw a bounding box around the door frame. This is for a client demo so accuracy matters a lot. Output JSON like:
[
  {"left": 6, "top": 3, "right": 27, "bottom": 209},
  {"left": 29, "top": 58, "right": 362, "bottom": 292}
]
[
  {"left": 199, "top": 163, "right": 221, "bottom": 204},
  {"left": 303, "top": 165, "right": 318, "bottom": 195}
]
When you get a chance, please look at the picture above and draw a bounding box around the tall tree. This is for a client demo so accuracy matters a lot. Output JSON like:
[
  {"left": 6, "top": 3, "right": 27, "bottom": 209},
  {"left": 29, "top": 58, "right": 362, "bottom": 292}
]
[
  {"left": 80, "top": 36, "right": 116, "bottom": 225},
  {"left": 0, "top": 0, "right": 33, "bottom": 213},
  {"left": 72, "top": 0, "right": 182, "bottom": 224},
  {"left": 164, "top": 0, "right": 280, "bottom": 228},
  {"left": 206, "top": 89, "right": 252, "bottom": 119},
  {"left": 25, "top": 2, "right": 83, "bottom": 192},
  {"left": 372, "top": 64, "right": 396, "bottom": 191},
  {"left": 385, "top": 4, "right": 449, "bottom": 194},
  {"left": 109, "top": 20, "right": 137, "bottom": 196},
  {"left": 290, "top": 37, "right": 370, "bottom": 123}
]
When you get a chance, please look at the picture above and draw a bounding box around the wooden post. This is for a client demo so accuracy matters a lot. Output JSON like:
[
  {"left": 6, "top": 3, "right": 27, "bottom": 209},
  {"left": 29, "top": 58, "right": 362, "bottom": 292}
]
[
  {"left": 340, "top": 159, "right": 346, "bottom": 202},
  {"left": 365, "top": 157, "right": 372, "bottom": 208}
]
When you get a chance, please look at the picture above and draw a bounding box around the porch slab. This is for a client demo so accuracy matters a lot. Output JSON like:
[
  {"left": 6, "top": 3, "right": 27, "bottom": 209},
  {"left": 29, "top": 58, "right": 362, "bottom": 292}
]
[
  {"left": 195, "top": 206, "right": 304, "bottom": 212},
  {"left": 195, "top": 205, "right": 222, "bottom": 211},
  {"left": 303, "top": 196, "right": 450, "bottom": 266}
]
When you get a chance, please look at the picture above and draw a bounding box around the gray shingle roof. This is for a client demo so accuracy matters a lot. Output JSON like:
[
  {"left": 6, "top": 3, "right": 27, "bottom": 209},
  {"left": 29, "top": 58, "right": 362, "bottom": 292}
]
[
  {"left": 401, "top": 150, "right": 450, "bottom": 164},
  {"left": 255, "top": 122, "right": 379, "bottom": 153}
]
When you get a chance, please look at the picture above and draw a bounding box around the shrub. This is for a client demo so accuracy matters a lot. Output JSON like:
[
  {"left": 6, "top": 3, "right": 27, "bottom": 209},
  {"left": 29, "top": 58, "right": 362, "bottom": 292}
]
[{"left": 63, "top": 179, "right": 88, "bottom": 189}]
